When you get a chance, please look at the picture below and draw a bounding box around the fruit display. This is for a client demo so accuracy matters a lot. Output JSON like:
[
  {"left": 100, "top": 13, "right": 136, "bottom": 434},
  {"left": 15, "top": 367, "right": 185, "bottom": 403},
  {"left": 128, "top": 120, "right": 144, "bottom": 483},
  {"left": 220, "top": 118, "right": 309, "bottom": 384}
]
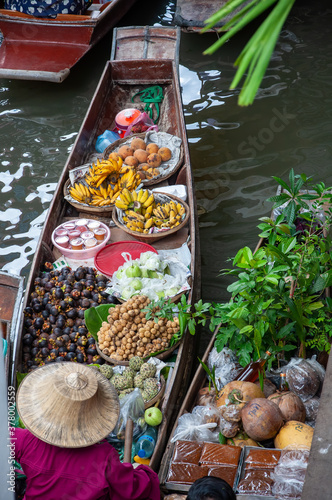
[
  {"left": 108, "top": 251, "right": 188, "bottom": 301},
  {"left": 22, "top": 264, "right": 116, "bottom": 371},
  {"left": 52, "top": 219, "right": 110, "bottom": 258},
  {"left": 68, "top": 156, "right": 141, "bottom": 207},
  {"left": 115, "top": 188, "right": 186, "bottom": 234},
  {"left": 96, "top": 357, "right": 161, "bottom": 403},
  {"left": 96, "top": 295, "right": 180, "bottom": 362},
  {"left": 111, "top": 137, "right": 173, "bottom": 182}
]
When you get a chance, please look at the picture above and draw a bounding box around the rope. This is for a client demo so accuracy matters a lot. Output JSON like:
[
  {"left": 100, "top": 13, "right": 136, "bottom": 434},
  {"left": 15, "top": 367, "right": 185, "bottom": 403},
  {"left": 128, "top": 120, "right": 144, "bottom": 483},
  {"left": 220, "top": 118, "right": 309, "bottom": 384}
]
[{"left": 131, "top": 86, "right": 164, "bottom": 123}]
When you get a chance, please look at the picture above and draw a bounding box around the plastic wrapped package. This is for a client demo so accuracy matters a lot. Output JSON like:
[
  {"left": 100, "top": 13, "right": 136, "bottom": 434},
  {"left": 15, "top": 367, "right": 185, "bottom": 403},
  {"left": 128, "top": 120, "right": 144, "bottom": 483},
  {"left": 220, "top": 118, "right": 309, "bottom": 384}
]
[
  {"left": 167, "top": 463, "right": 209, "bottom": 484},
  {"left": 245, "top": 449, "right": 281, "bottom": 469},
  {"left": 306, "top": 355, "right": 326, "bottom": 383},
  {"left": 207, "top": 466, "right": 238, "bottom": 487},
  {"left": 219, "top": 404, "right": 242, "bottom": 423},
  {"left": 279, "top": 449, "right": 309, "bottom": 467},
  {"left": 272, "top": 478, "right": 304, "bottom": 499},
  {"left": 208, "top": 347, "right": 242, "bottom": 390},
  {"left": 108, "top": 388, "right": 145, "bottom": 443},
  {"left": 199, "top": 443, "right": 242, "bottom": 466},
  {"left": 123, "top": 112, "right": 158, "bottom": 137},
  {"left": 237, "top": 477, "right": 273, "bottom": 496},
  {"left": 286, "top": 358, "right": 320, "bottom": 401},
  {"left": 273, "top": 465, "right": 306, "bottom": 482},
  {"left": 170, "top": 412, "right": 218, "bottom": 443},
  {"left": 243, "top": 470, "right": 274, "bottom": 482},
  {"left": 192, "top": 405, "right": 221, "bottom": 425},
  {"left": 304, "top": 396, "right": 320, "bottom": 424},
  {"left": 172, "top": 440, "right": 203, "bottom": 464},
  {"left": 163, "top": 495, "right": 187, "bottom": 500}
]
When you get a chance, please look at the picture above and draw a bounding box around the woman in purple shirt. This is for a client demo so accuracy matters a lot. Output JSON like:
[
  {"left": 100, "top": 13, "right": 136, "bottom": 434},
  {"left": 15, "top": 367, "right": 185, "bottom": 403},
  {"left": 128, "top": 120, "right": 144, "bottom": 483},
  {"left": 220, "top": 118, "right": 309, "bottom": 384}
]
[{"left": 12, "top": 363, "right": 160, "bottom": 500}]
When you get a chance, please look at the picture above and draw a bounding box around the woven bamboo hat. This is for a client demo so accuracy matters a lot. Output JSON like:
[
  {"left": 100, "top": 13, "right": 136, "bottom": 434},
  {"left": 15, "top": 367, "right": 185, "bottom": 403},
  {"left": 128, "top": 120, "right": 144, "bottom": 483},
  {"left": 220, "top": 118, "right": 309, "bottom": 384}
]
[{"left": 17, "top": 363, "right": 120, "bottom": 448}]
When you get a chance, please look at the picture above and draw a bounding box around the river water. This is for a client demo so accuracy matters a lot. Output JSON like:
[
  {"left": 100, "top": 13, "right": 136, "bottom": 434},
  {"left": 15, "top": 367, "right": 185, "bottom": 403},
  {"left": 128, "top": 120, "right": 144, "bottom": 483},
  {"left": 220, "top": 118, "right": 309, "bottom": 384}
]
[{"left": 0, "top": 0, "right": 331, "bottom": 310}]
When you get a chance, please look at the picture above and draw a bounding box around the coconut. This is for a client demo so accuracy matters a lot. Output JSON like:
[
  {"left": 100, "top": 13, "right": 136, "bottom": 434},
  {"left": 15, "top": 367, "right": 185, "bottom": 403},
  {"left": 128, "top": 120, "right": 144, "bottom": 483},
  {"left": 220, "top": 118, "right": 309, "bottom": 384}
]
[
  {"left": 274, "top": 420, "right": 314, "bottom": 450},
  {"left": 268, "top": 391, "right": 306, "bottom": 422},
  {"left": 241, "top": 398, "right": 284, "bottom": 441},
  {"left": 216, "top": 381, "right": 264, "bottom": 407}
]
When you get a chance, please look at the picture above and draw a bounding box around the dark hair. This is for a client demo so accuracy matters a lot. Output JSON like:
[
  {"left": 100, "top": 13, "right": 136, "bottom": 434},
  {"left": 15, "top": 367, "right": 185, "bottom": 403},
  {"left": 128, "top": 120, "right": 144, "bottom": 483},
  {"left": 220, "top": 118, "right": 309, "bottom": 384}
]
[{"left": 187, "top": 476, "right": 236, "bottom": 500}]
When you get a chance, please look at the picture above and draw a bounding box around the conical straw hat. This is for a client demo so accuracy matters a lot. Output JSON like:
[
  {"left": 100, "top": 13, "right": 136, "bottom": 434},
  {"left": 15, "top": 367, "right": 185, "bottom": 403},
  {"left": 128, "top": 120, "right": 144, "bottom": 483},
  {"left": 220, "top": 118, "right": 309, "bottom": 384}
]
[{"left": 17, "top": 363, "right": 120, "bottom": 448}]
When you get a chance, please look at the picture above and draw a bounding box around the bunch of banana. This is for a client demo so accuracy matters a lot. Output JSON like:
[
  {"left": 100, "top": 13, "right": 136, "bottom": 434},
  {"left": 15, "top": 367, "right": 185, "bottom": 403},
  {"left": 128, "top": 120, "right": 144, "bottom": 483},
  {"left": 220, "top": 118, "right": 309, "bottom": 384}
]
[
  {"left": 69, "top": 182, "right": 92, "bottom": 204},
  {"left": 118, "top": 169, "right": 141, "bottom": 191},
  {"left": 115, "top": 188, "right": 136, "bottom": 210},
  {"left": 84, "top": 158, "right": 122, "bottom": 188}
]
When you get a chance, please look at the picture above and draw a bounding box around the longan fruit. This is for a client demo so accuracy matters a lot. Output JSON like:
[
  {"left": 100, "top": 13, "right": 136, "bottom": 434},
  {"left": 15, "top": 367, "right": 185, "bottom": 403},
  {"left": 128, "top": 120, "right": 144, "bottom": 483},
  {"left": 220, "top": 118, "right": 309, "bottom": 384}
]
[
  {"left": 118, "top": 145, "right": 134, "bottom": 159},
  {"left": 131, "top": 138, "right": 146, "bottom": 151},
  {"left": 158, "top": 147, "right": 172, "bottom": 161},
  {"left": 146, "top": 143, "right": 159, "bottom": 154},
  {"left": 124, "top": 155, "right": 139, "bottom": 168},
  {"left": 147, "top": 153, "right": 162, "bottom": 168},
  {"left": 134, "top": 149, "right": 148, "bottom": 163}
]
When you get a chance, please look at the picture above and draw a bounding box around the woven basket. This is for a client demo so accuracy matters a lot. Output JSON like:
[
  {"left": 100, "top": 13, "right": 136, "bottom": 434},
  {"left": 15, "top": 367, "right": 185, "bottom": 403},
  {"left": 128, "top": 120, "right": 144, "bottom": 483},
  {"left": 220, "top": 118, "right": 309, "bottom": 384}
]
[
  {"left": 63, "top": 179, "right": 114, "bottom": 217},
  {"left": 96, "top": 341, "right": 180, "bottom": 366},
  {"left": 112, "top": 193, "right": 190, "bottom": 244},
  {"left": 103, "top": 132, "right": 184, "bottom": 186}
]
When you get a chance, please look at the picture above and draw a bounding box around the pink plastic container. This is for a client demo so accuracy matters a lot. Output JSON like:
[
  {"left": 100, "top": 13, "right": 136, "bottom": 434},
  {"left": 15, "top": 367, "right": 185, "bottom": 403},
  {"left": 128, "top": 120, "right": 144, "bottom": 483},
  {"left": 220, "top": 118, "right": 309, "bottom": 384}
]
[{"left": 52, "top": 219, "right": 111, "bottom": 260}]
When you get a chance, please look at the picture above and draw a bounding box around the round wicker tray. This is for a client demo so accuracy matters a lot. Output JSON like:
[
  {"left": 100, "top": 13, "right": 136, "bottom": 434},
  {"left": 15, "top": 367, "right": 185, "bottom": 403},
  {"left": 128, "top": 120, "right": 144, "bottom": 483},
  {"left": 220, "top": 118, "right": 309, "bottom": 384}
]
[
  {"left": 63, "top": 179, "right": 114, "bottom": 216},
  {"left": 96, "top": 341, "right": 180, "bottom": 366},
  {"left": 103, "top": 132, "right": 184, "bottom": 187},
  {"left": 112, "top": 193, "right": 190, "bottom": 244}
]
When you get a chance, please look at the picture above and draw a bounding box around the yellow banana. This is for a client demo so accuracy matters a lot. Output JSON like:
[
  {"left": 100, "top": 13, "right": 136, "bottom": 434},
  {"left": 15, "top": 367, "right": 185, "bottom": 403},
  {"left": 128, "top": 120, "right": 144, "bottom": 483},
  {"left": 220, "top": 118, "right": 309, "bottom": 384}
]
[
  {"left": 145, "top": 218, "right": 154, "bottom": 230},
  {"left": 132, "top": 190, "right": 138, "bottom": 202},
  {"left": 122, "top": 188, "right": 133, "bottom": 204},
  {"left": 142, "top": 194, "right": 154, "bottom": 208},
  {"left": 115, "top": 199, "right": 129, "bottom": 210},
  {"left": 139, "top": 190, "right": 149, "bottom": 205},
  {"left": 126, "top": 210, "right": 144, "bottom": 222}
]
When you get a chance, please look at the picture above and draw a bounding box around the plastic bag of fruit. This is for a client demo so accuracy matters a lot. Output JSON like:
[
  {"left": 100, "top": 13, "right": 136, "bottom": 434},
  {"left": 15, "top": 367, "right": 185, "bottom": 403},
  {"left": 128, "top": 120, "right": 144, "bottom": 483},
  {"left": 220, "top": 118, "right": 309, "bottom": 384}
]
[{"left": 124, "top": 112, "right": 158, "bottom": 137}]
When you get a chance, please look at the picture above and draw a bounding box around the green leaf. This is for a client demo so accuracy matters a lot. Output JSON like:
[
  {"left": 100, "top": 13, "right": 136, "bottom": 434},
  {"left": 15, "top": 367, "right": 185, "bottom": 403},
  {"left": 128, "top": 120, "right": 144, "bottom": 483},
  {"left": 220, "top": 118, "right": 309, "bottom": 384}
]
[
  {"left": 17, "top": 372, "right": 28, "bottom": 387},
  {"left": 239, "top": 325, "right": 254, "bottom": 334},
  {"left": 84, "top": 304, "right": 115, "bottom": 340}
]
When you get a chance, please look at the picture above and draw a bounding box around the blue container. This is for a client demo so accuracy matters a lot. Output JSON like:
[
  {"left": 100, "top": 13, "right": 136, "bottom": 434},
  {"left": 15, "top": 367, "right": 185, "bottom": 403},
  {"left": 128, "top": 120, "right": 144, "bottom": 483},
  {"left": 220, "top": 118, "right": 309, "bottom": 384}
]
[
  {"left": 135, "top": 426, "right": 157, "bottom": 459},
  {"left": 95, "top": 130, "right": 120, "bottom": 153}
]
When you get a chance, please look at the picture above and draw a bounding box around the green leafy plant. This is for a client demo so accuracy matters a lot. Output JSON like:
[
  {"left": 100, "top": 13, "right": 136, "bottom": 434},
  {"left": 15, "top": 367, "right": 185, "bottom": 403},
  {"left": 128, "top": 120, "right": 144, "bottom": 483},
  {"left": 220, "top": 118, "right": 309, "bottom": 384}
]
[{"left": 202, "top": 0, "right": 297, "bottom": 106}]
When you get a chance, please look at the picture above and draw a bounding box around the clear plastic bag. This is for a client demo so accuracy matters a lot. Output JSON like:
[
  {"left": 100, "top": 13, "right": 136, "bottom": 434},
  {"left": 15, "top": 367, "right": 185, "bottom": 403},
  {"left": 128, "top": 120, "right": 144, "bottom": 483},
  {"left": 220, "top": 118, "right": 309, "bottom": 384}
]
[
  {"left": 272, "top": 478, "right": 304, "bottom": 499},
  {"left": 108, "top": 388, "right": 146, "bottom": 443},
  {"left": 285, "top": 358, "right": 320, "bottom": 401},
  {"left": 208, "top": 347, "right": 242, "bottom": 390},
  {"left": 306, "top": 355, "right": 326, "bottom": 383},
  {"left": 170, "top": 409, "right": 218, "bottom": 443},
  {"left": 304, "top": 396, "right": 320, "bottom": 424},
  {"left": 123, "top": 112, "right": 158, "bottom": 137}
]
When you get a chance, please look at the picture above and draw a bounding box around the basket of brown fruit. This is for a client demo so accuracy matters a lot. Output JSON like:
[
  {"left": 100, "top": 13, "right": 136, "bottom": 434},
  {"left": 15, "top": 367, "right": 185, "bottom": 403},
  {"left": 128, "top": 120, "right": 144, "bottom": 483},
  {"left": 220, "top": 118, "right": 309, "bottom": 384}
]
[
  {"left": 103, "top": 131, "right": 183, "bottom": 186},
  {"left": 95, "top": 296, "right": 181, "bottom": 366}
]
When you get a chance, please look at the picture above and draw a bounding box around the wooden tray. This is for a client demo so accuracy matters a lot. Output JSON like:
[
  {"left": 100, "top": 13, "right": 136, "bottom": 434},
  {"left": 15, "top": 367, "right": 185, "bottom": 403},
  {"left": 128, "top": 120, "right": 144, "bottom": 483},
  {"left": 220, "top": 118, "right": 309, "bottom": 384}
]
[
  {"left": 112, "top": 193, "right": 190, "bottom": 243},
  {"left": 103, "top": 132, "right": 184, "bottom": 186}
]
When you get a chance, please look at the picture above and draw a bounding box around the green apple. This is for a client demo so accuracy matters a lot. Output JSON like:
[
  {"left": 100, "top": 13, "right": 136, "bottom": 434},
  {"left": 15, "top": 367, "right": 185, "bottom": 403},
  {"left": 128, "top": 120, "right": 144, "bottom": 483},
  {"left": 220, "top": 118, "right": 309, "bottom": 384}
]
[
  {"left": 165, "top": 287, "right": 178, "bottom": 297},
  {"left": 157, "top": 291, "right": 165, "bottom": 299},
  {"left": 144, "top": 407, "right": 163, "bottom": 426},
  {"left": 116, "top": 268, "right": 125, "bottom": 280},
  {"left": 121, "top": 287, "right": 134, "bottom": 300},
  {"left": 125, "top": 264, "right": 142, "bottom": 278},
  {"left": 131, "top": 278, "right": 143, "bottom": 291},
  {"left": 141, "top": 268, "right": 150, "bottom": 278}
]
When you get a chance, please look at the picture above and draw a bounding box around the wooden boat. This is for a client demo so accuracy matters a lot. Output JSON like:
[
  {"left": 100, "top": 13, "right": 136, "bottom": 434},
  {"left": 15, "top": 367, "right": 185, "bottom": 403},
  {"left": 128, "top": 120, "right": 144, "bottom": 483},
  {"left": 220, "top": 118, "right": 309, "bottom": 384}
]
[
  {"left": 13, "top": 26, "right": 200, "bottom": 471},
  {"left": 0, "top": 0, "right": 138, "bottom": 83},
  {"left": 0, "top": 271, "right": 24, "bottom": 386}
]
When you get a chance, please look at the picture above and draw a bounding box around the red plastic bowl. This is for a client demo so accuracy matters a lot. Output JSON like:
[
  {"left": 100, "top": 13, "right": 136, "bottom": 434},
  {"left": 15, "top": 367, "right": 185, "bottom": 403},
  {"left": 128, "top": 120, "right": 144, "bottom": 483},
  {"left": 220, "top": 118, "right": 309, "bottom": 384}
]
[{"left": 94, "top": 241, "right": 157, "bottom": 277}]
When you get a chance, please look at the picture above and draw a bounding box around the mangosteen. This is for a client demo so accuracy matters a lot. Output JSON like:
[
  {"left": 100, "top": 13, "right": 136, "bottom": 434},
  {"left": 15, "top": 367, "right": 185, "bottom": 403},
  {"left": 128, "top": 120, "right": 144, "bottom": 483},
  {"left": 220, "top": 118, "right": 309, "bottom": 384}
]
[
  {"left": 54, "top": 288, "right": 64, "bottom": 300},
  {"left": 85, "top": 280, "right": 96, "bottom": 289},
  {"left": 45, "top": 302, "right": 52, "bottom": 313},
  {"left": 66, "top": 273, "right": 75, "bottom": 284},
  {"left": 77, "top": 352, "right": 85, "bottom": 363},
  {"left": 72, "top": 325, "right": 79, "bottom": 332},
  {"left": 70, "top": 290, "right": 80, "bottom": 301},
  {"left": 34, "top": 277, "right": 42, "bottom": 286},
  {"left": 38, "top": 339, "right": 48, "bottom": 348},
  {"left": 24, "top": 306, "right": 34, "bottom": 317},
  {"left": 100, "top": 290, "right": 109, "bottom": 298},
  {"left": 30, "top": 292, "right": 39, "bottom": 300},
  {"left": 24, "top": 318, "right": 33, "bottom": 328},
  {"left": 49, "top": 315, "right": 57, "bottom": 325},
  {"left": 56, "top": 338, "right": 64, "bottom": 347},
  {"left": 53, "top": 327, "right": 63, "bottom": 338},
  {"left": 41, "top": 310, "right": 50, "bottom": 320},
  {"left": 23, "top": 346, "right": 31, "bottom": 354},
  {"left": 58, "top": 300, "right": 67, "bottom": 311},
  {"left": 77, "top": 336, "right": 87, "bottom": 347},
  {"left": 90, "top": 302, "right": 99, "bottom": 308},
  {"left": 35, "top": 287, "right": 46, "bottom": 297},
  {"left": 61, "top": 334, "right": 70, "bottom": 344},
  {"left": 87, "top": 355, "right": 93, "bottom": 364},
  {"left": 42, "top": 322, "right": 52, "bottom": 334},
  {"left": 64, "top": 296, "right": 75, "bottom": 307},
  {"left": 66, "top": 318, "right": 75, "bottom": 328},
  {"left": 93, "top": 356, "right": 104, "bottom": 364},
  {"left": 91, "top": 293, "right": 101, "bottom": 303},
  {"left": 44, "top": 281, "right": 53, "bottom": 292},
  {"left": 81, "top": 298, "right": 91, "bottom": 309},
  {"left": 86, "top": 345, "right": 97, "bottom": 356},
  {"left": 34, "top": 317, "right": 44, "bottom": 330},
  {"left": 74, "top": 267, "right": 86, "bottom": 281},
  {"left": 45, "top": 358, "right": 55, "bottom": 364},
  {"left": 49, "top": 306, "right": 59, "bottom": 317},
  {"left": 32, "top": 339, "right": 39, "bottom": 348},
  {"left": 33, "top": 303, "right": 43, "bottom": 313},
  {"left": 28, "top": 326, "right": 37, "bottom": 338},
  {"left": 87, "top": 337, "right": 96, "bottom": 346},
  {"left": 27, "top": 360, "right": 34, "bottom": 368},
  {"left": 78, "top": 327, "right": 88, "bottom": 336},
  {"left": 55, "top": 357, "right": 65, "bottom": 363},
  {"left": 58, "top": 347, "right": 67, "bottom": 356},
  {"left": 82, "top": 289, "right": 92, "bottom": 299},
  {"left": 75, "top": 318, "right": 84, "bottom": 327},
  {"left": 66, "top": 308, "right": 77, "bottom": 320},
  {"left": 23, "top": 334, "right": 33, "bottom": 346},
  {"left": 31, "top": 347, "right": 40, "bottom": 357},
  {"left": 50, "top": 348, "right": 59, "bottom": 357},
  {"left": 69, "top": 332, "right": 78, "bottom": 342},
  {"left": 43, "top": 262, "right": 53, "bottom": 272},
  {"left": 62, "top": 326, "right": 72, "bottom": 336},
  {"left": 65, "top": 352, "right": 76, "bottom": 361},
  {"left": 97, "top": 281, "right": 106, "bottom": 289},
  {"left": 74, "top": 282, "right": 83, "bottom": 292},
  {"left": 41, "top": 347, "right": 50, "bottom": 358},
  {"left": 64, "top": 286, "right": 73, "bottom": 295},
  {"left": 55, "top": 318, "right": 66, "bottom": 330},
  {"left": 68, "top": 344, "right": 77, "bottom": 353}
]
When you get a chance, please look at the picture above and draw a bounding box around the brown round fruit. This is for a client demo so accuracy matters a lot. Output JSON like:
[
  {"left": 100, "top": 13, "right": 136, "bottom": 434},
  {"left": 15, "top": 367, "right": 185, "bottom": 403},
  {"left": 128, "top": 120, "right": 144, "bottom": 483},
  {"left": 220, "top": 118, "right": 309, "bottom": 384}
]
[
  {"left": 118, "top": 145, "right": 134, "bottom": 159},
  {"left": 134, "top": 149, "right": 148, "bottom": 163},
  {"left": 146, "top": 143, "right": 159, "bottom": 155},
  {"left": 241, "top": 398, "right": 284, "bottom": 441},
  {"left": 147, "top": 153, "right": 162, "bottom": 168},
  {"left": 108, "top": 152, "right": 122, "bottom": 162},
  {"left": 138, "top": 171, "right": 146, "bottom": 180},
  {"left": 131, "top": 138, "right": 146, "bottom": 151},
  {"left": 124, "top": 156, "right": 139, "bottom": 168},
  {"left": 158, "top": 147, "right": 172, "bottom": 161},
  {"left": 138, "top": 163, "right": 150, "bottom": 172},
  {"left": 268, "top": 392, "right": 306, "bottom": 423}
]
